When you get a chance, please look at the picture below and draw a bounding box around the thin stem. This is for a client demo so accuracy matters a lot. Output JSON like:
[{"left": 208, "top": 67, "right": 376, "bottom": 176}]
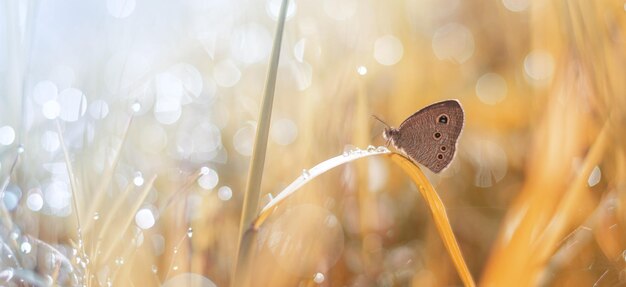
[{"left": 231, "top": 0, "right": 290, "bottom": 285}]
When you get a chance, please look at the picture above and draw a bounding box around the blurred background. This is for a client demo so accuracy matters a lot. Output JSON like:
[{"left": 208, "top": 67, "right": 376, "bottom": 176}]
[{"left": 0, "top": 0, "right": 625, "bottom": 286}]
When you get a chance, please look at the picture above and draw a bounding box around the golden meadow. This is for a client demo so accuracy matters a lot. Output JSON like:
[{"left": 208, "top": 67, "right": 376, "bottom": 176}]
[{"left": 0, "top": 0, "right": 624, "bottom": 286}]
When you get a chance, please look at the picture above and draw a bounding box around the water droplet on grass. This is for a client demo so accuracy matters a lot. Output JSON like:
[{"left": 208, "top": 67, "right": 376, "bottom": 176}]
[
  {"left": 313, "top": 272, "right": 325, "bottom": 284},
  {"left": 20, "top": 242, "right": 31, "bottom": 254},
  {"left": 376, "top": 146, "right": 389, "bottom": 152},
  {"left": 302, "top": 169, "right": 311, "bottom": 179},
  {"left": 131, "top": 102, "right": 141, "bottom": 112},
  {"left": 187, "top": 228, "right": 193, "bottom": 238},
  {"left": 588, "top": 166, "right": 601, "bottom": 187}
]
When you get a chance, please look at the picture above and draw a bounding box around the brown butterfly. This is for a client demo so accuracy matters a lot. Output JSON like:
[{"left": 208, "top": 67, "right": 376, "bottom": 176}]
[{"left": 375, "top": 100, "right": 464, "bottom": 173}]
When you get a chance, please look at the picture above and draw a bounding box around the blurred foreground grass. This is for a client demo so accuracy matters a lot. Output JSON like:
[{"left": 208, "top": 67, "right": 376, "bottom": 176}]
[{"left": 0, "top": 0, "right": 625, "bottom": 286}]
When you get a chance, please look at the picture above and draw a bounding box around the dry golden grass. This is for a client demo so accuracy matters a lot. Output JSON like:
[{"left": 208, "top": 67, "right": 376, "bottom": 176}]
[{"left": 1, "top": 0, "right": 625, "bottom": 286}]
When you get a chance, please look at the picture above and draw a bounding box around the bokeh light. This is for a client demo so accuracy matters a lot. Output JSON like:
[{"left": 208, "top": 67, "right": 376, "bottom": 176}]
[{"left": 2, "top": 1, "right": 625, "bottom": 286}]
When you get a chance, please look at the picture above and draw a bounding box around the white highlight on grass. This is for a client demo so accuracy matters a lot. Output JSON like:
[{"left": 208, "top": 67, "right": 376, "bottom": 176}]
[
  {"left": 107, "top": 0, "right": 136, "bottom": 18},
  {"left": 502, "top": 0, "right": 529, "bottom": 12},
  {"left": 587, "top": 166, "right": 601, "bottom": 187},
  {"left": 135, "top": 208, "right": 155, "bottom": 229},
  {"left": 0, "top": 126, "right": 15, "bottom": 146},
  {"left": 41, "top": 131, "right": 60, "bottom": 152},
  {"left": 217, "top": 186, "right": 232, "bottom": 201},
  {"left": 432, "top": 23, "right": 475, "bottom": 64},
  {"left": 213, "top": 60, "right": 241, "bottom": 87},
  {"left": 58, "top": 88, "right": 87, "bottom": 122},
  {"left": 374, "top": 35, "right": 404, "bottom": 66},
  {"left": 266, "top": 0, "right": 296, "bottom": 21},
  {"left": 33, "top": 80, "right": 58, "bottom": 105},
  {"left": 27, "top": 192, "right": 44, "bottom": 211},
  {"left": 198, "top": 168, "right": 219, "bottom": 190},
  {"left": 476, "top": 73, "right": 507, "bottom": 105},
  {"left": 260, "top": 146, "right": 390, "bottom": 214},
  {"left": 524, "top": 50, "right": 555, "bottom": 82}
]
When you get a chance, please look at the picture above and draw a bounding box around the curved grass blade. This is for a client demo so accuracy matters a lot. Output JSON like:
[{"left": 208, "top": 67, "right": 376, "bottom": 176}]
[{"left": 250, "top": 147, "right": 476, "bottom": 287}]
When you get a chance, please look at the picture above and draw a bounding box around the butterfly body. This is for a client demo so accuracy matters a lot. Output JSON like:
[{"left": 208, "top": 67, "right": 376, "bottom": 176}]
[{"left": 383, "top": 100, "right": 464, "bottom": 173}]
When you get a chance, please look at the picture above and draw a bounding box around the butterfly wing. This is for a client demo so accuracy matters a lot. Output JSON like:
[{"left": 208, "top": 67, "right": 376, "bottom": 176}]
[{"left": 393, "top": 100, "right": 464, "bottom": 173}]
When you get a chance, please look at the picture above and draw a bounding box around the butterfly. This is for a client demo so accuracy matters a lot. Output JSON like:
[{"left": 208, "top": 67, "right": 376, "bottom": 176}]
[{"left": 375, "top": 100, "right": 464, "bottom": 173}]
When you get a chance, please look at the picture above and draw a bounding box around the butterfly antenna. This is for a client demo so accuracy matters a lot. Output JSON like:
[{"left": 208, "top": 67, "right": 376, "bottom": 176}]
[{"left": 371, "top": 115, "right": 390, "bottom": 128}]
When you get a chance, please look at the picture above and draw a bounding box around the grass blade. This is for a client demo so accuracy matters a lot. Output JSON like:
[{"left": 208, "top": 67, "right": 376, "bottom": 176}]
[
  {"left": 248, "top": 147, "right": 475, "bottom": 287},
  {"left": 232, "top": 0, "right": 290, "bottom": 285}
]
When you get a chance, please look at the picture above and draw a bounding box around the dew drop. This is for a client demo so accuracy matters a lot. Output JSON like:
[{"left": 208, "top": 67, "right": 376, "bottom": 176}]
[
  {"left": 93, "top": 212, "right": 100, "bottom": 221},
  {"left": 302, "top": 169, "right": 311, "bottom": 179},
  {"left": 131, "top": 102, "right": 141, "bottom": 112},
  {"left": 376, "top": 146, "right": 389, "bottom": 153},
  {"left": 313, "top": 272, "right": 325, "bottom": 284},
  {"left": 152, "top": 265, "right": 158, "bottom": 274},
  {"left": 10, "top": 231, "right": 19, "bottom": 240},
  {"left": 173, "top": 265, "right": 179, "bottom": 271},
  {"left": 588, "top": 166, "right": 601, "bottom": 187},
  {"left": 115, "top": 257, "right": 124, "bottom": 266},
  {"left": 357, "top": 65, "right": 367, "bottom": 75},
  {"left": 367, "top": 145, "right": 376, "bottom": 152},
  {"left": 342, "top": 151, "right": 349, "bottom": 157},
  {"left": 173, "top": 248, "right": 179, "bottom": 254},
  {"left": 133, "top": 172, "right": 144, "bottom": 187},
  {"left": 187, "top": 227, "right": 193, "bottom": 238},
  {"left": 200, "top": 166, "right": 210, "bottom": 175},
  {"left": 20, "top": 242, "right": 31, "bottom": 254},
  {"left": 17, "top": 145, "right": 24, "bottom": 154}
]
